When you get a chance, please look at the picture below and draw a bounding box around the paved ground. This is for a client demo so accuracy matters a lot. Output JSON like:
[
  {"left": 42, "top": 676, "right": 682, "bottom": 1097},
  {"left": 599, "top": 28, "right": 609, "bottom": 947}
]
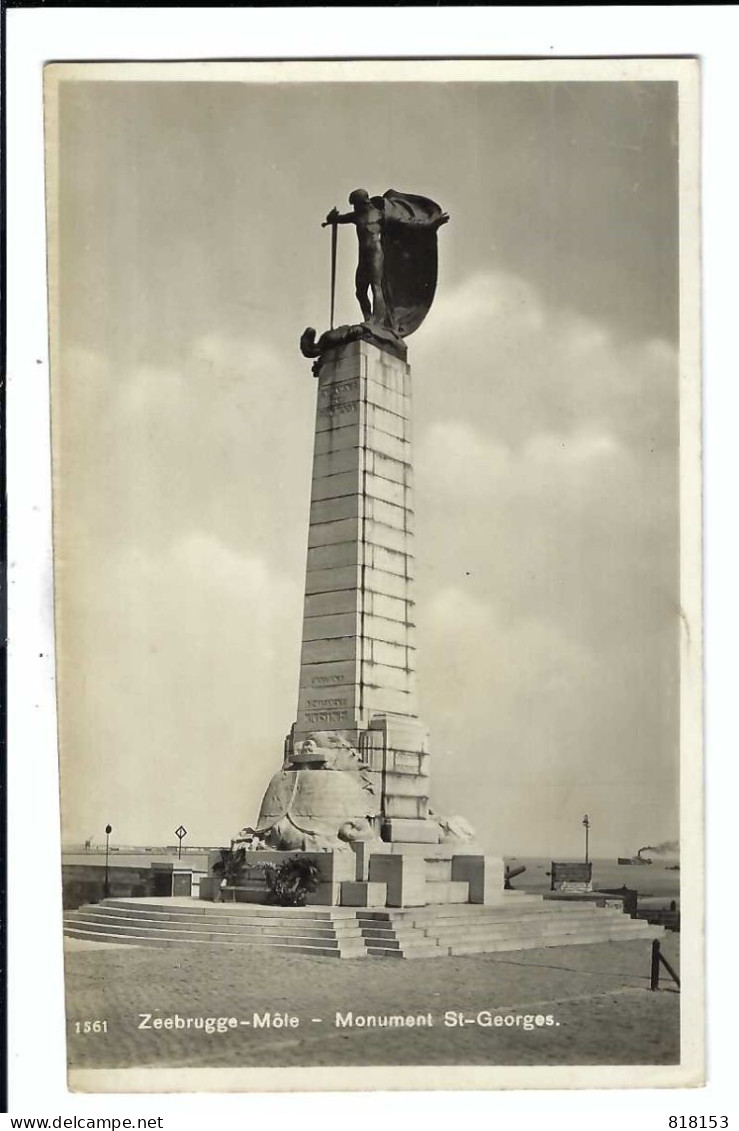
[{"left": 64, "top": 933, "right": 679, "bottom": 1070}]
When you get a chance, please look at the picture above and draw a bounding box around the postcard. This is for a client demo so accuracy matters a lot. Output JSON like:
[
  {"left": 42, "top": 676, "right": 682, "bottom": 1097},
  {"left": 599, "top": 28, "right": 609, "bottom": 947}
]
[{"left": 42, "top": 57, "right": 702, "bottom": 1093}]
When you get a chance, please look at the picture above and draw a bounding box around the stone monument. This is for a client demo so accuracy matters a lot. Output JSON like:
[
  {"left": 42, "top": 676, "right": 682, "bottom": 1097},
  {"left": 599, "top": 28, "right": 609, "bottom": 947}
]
[{"left": 231, "top": 189, "right": 504, "bottom": 908}]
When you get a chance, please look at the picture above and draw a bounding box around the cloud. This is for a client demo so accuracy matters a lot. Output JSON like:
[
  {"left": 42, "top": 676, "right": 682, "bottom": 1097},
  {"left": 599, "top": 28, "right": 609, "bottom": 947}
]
[{"left": 413, "top": 270, "right": 678, "bottom": 455}]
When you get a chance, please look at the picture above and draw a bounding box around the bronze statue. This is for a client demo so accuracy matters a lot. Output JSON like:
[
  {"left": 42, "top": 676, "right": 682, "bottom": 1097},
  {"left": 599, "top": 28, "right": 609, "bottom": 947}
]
[{"left": 302, "top": 188, "right": 449, "bottom": 365}]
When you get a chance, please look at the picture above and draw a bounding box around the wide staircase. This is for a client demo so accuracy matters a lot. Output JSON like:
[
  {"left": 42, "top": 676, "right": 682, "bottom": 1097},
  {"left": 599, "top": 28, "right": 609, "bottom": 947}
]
[
  {"left": 356, "top": 895, "right": 662, "bottom": 957},
  {"left": 64, "top": 894, "right": 662, "bottom": 959}
]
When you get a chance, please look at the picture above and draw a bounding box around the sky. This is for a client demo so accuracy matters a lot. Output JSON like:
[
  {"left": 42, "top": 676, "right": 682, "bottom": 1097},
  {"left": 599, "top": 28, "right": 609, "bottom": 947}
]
[{"left": 51, "top": 71, "right": 680, "bottom": 857}]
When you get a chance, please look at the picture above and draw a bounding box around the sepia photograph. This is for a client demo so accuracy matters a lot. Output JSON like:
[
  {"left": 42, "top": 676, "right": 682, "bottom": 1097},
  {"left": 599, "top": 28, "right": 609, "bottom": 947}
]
[{"left": 42, "top": 57, "right": 701, "bottom": 1093}]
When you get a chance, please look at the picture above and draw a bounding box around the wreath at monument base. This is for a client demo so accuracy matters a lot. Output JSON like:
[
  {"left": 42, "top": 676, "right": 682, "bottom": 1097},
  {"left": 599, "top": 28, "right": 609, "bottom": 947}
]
[{"left": 263, "top": 856, "right": 322, "bottom": 907}]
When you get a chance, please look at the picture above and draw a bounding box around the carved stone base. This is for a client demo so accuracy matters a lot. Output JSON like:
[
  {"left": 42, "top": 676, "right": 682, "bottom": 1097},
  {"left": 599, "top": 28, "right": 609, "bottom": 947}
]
[{"left": 300, "top": 321, "right": 407, "bottom": 373}]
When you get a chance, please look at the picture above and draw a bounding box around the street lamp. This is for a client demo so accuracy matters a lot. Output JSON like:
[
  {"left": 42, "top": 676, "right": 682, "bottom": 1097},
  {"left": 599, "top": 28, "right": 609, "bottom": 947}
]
[
  {"left": 104, "top": 823, "right": 113, "bottom": 898},
  {"left": 582, "top": 814, "right": 591, "bottom": 865}
]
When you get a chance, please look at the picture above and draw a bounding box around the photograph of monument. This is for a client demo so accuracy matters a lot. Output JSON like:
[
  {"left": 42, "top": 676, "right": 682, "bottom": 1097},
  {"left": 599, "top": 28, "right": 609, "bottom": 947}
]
[{"left": 44, "top": 59, "right": 700, "bottom": 1091}]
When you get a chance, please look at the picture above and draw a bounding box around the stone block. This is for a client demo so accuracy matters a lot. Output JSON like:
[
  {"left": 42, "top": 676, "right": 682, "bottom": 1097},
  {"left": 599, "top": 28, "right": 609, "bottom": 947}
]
[
  {"left": 365, "top": 361, "right": 409, "bottom": 398},
  {"left": 198, "top": 876, "right": 216, "bottom": 900},
  {"left": 384, "top": 795, "right": 430, "bottom": 820},
  {"left": 315, "top": 401, "right": 361, "bottom": 432},
  {"left": 308, "top": 516, "right": 361, "bottom": 549},
  {"left": 310, "top": 471, "right": 362, "bottom": 502},
  {"left": 364, "top": 384, "right": 411, "bottom": 421},
  {"left": 304, "top": 564, "right": 359, "bottom": 595},
  {"left": 450, "top": 855, "right": 506, "bottom": 905},
  {"left": 312, "top": 450, "right": 363, "bottom": 481},
  {"left": 360, "top": 615, "right": 414, "bottom": 647},
  {"left": 351, "top": 838, "right": 391, "bottom": 881},
  {"left": 363, "top": 543, "right": 414, "bottom": 578},
  {"left": 369, "top": 853, "right": 427, "bottom": 907},
  {"left": 316, "top": 375, "right": 360, "bottom": 408},
  {"left": 362, "top": 520, "right": 414, "bottom": 556},
  {"left": 365, "top": 450, "right": 412, "bottom": 485},
  {"left": 301, "top": 611, "right": 359, "bottom": 642},
  {"left": 368, "top": 715, "right": 430, "bottom": 754},
  {"left": 305, "top": 881, "right": 341, "bottom": 905},
  {"left": 297, "top": 688, "right": 356, "bottom": 718},
  {"left": 300, "top": 637, "right": 356, "bottom": 665},
  {"left": 382, "top": 770, "right": 430, "bottom": 797},
  {"left": 363, "top": 567, "right": 413, "bottom": 601},
  {"left": 312, "top": 424, "right": 360, "bottom": 457},
  {"left": 299, "top": 658, "right": 358, "bottom": 690},
  {"left": 362, "top": 590, "right": 413, "bottom": 622},
  {"left": 298, "top": 710, "right": 355, "bottom": 731},
  {"left": 359, "top": 659, "right": 417, "bottom": 693},
  {"left": 424, "top": 880, "right": 469, "bottom": 905},
  {"left": 364, "top": 426, "right": 412, "bottom": 465},
  {"left": 361, "top": 637, "right": 415, "bottom": 671},
  {"left": 303, "top": 589, "right": 358, "bottom": 618},
  {"left": 363, "top": 473, "right": 408, "bottom": 508},
  {"left": 307, "top": 541, "right": 358, "bottom": 572},
  {"left": 386, "top": 750, "right": 430, "bottom": 775},
  {"left": 340, "top": 881, "right": 388, "bottom": 908},
  {"left": 359, "top": 686, "right": 418, "bottom": 718},
  {"left": 364, "top": 496, "right": 413, "bottom": 532},
  {"left": 318, "top": 346, "right": 364, "bottom": 385},
  {"left": 310, "top": 494, "right": 359, "bottom": 524},
  {"left": 365, "top": 403, "right": 409, "bottom": 441},
  {"left": 382, "top": 819, "right": 440, "bottom": 844}
]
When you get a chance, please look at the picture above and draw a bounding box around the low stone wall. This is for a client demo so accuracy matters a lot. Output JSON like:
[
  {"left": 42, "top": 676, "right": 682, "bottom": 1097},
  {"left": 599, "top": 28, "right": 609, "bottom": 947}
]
[
  {"left": 62, "top": 864, "right": 152, "bottom": 909},
  {"left": 62, "top": 863, "right": 205, "bottom": 909}
]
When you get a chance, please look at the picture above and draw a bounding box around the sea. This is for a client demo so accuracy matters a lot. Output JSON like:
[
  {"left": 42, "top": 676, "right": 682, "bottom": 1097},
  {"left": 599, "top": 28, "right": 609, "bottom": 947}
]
[{"left": 505, "top": 856, "right": 681, "bottom": 909}]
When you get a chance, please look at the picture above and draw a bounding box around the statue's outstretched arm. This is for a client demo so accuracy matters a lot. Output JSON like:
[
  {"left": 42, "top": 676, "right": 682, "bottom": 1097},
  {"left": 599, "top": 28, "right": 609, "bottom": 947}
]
[{"left": 322, "top": 209, "right": 356, "bottom": 228}]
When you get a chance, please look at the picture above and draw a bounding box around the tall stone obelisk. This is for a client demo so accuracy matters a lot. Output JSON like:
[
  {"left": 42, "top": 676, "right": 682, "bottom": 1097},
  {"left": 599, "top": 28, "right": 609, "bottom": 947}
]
[
  {"left": 249, "top": 187, "right": 488, "bottom": 867},
  {"left": 287, "top": 336, "right": 432, "bottom": 838}
]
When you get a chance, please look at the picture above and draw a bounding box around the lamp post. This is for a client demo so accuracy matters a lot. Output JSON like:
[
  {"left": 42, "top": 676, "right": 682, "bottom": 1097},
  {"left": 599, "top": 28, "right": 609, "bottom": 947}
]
[
  {"left": 104, "top": 824, "right": 113, "bottom": 898},
  {"left": 582, "top": 814, "right": 591, "bottom": 865}
]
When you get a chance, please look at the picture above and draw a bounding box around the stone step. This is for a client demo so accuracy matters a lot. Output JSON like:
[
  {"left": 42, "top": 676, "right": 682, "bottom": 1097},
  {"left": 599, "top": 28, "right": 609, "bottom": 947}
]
[
  {"left": 63, "top": 926, "right": 366, "bottom": 957},
  {"left": 358, "top": 898, "right": 593, "bottom": 923},
  {"left": 65, "top": 917, "right": 364, "bottom": 946},
  {"left": 366, "top": 943, "right": 444, "bottom": 959},
  {"left": 64, "top": 917, "right": 358, "bottom": 949},
  {"left": 360, "top": 905, "right": 604, "bottom": 929},
  {"left": 101, "top": 899, "right": 358, "bottom": 920},
  {"left": 359, "top": 926, "right": 424, "bottom": 941},
  {"left": 67, "top": 909, "right": 364, "bottom": 939},
  {"left": 445, "top": 924, "right": 661, "bottom": 955},
  {"left": 426, "top": 916, "right": 645, "bottom": 944}
]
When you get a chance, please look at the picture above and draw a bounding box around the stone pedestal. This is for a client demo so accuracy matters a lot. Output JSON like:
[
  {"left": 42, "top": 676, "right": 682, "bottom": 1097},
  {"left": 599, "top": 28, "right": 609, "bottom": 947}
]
[
  {"left": 289, "top": 338, "right": 430, "bottom": 826},
  {"left": 234, "top": 337, "right": 505, "bottom": 909}
]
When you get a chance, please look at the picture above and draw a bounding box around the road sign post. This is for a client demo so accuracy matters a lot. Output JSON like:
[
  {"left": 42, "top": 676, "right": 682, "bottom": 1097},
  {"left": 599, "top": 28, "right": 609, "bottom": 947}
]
[{"left": 175, "top": 824, "right": 188, "bottom": 859}]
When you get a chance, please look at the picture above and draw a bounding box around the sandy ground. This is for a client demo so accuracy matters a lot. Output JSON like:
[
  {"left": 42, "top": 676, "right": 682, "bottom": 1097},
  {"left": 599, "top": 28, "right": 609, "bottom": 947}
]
[{"left": 64, "top": 934, "right": 679, "bottom": 1070}]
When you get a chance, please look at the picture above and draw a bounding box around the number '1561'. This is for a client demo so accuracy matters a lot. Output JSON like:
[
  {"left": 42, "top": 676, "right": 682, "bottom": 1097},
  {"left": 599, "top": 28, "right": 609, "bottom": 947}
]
[{"left": 74, "top": 1020, "right": 108, "bottom": 1034}]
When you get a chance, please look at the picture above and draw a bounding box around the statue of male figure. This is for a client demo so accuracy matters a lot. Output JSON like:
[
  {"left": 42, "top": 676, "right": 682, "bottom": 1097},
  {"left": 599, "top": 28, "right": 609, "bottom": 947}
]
[
  {"left": 321, "top": 187, "right": 450, "bottom": 336},
  {"left": 324, "top": 188, "right": 387, "bottom": 324}
]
